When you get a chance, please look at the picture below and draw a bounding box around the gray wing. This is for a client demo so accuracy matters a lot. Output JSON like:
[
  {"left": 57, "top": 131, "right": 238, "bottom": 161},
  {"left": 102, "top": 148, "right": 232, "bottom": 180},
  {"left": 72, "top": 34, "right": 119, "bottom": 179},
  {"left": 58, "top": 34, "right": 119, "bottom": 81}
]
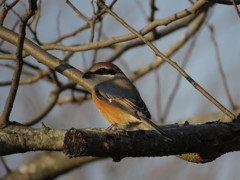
[
  {"left": 95, "top": 78, "right": 172, "bottom": 140},
  {"left": 95, "top": 77, "right": 151, "bottom": 121}
]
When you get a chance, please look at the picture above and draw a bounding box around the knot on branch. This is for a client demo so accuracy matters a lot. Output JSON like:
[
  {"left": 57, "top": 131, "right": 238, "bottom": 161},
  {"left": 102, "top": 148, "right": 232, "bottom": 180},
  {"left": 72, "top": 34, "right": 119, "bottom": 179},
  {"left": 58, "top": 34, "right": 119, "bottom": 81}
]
[
  {"left": 63, "top": 128, "right": 126, "bottom": 161},
  {"left": 63, "top": 128, "right": 87, "bottom": 157}
]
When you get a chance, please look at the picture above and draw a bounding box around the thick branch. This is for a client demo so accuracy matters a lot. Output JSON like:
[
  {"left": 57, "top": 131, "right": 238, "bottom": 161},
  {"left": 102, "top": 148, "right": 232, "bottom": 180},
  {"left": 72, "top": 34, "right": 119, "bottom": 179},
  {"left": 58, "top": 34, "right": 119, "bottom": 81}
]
[
  {"left": 209, "top": 0, "right": 240, "bottom": 5},
  {"left": 0, "top": 26, "right": 92, "bottom": 92},
  {"left": 1, "top": 120, "right": 240, "bottom": 163},
  {"left": 2, "top": 152, "right": 99, "bottom": 180},
  {"left": 0, "top": 124, "right": 65, "bottom": 154}
]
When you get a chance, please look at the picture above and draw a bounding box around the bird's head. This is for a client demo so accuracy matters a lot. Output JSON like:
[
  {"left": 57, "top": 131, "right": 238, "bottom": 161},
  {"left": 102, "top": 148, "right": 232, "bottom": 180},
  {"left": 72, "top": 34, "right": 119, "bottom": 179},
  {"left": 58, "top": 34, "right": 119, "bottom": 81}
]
[{"left": 82, "top": 62, "right": 126, "bottom": 86}]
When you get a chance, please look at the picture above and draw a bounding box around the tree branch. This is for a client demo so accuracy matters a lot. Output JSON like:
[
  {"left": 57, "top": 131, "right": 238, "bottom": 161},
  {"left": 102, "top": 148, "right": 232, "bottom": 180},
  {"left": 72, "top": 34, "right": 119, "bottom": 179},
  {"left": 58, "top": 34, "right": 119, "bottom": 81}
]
[
  {"left": 2, "top": 108, "right": 240, "bottom": 179},
  {"left": 209, "top": 0, "right": 240, "bottom": 5},
  {"left": 1, "top": 119, "right": 240, "bottom": 163},
  {"left": 0, "top": 0, "right": 19, "bottom": 25},
  {"left": 130, "top": 10, "right": 207, "bottom": 82},
  {"left": 2, "top": 152, "right": 99, "bottom": 180},
  {"left": 0, "top": 0, "right": 37, "bottom": 127},
  {"left": 97, "top": 0, "right": 236, "bottom": 120},
  {"left": 0, "top": 26, "right": 92, "bottom": 92},
  {"left": 39, "top": 0, "right": 208, "bottom": 52}
]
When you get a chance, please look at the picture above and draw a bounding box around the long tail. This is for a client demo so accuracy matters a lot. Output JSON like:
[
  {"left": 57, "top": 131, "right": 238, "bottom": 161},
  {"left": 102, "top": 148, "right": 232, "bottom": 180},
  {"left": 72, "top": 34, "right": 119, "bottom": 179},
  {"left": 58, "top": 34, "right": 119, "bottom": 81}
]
[{"left": 142, "top": 119, "right": 172, "bottom": 141}]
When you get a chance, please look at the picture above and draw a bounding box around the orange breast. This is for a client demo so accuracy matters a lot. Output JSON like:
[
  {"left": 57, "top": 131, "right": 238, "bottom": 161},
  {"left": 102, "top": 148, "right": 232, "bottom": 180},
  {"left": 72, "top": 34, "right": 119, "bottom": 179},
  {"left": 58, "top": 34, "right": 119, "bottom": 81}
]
[{"left": 92, "top": 90, "right": 132, "bottom": 126}]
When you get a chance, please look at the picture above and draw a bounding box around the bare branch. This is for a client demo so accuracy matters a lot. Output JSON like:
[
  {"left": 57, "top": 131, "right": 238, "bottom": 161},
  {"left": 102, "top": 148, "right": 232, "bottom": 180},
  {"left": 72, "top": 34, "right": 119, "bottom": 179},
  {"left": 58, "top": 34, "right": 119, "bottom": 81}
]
[
  {"left": 0, "top": 119, "right": 240, "bottom": 163},
  {"left": 0, "top": 0, "right": 19, "bottom": 25},
  {"left": 91, "top": 21, "right": 103, "bottom": 64},
  {"left": 0, "top": 124, "right": 65, "bottom": 155},
  {"left": 42, "top": 0, "right": 209, "bottom": 52},
  {"left": 148, "top": 0, "right": 158, "bottom": 37},
  {"left": 66, "top": 0, "right": 91, "bottom": 24},
  {"left": 0, "top": 0, "right": 38, "bottom": 127},
  {"left": 162, "top": 37, "right": 197, "bottom": 121},
  {"left": 97, "top": 0, "right": 236, "bottom": 120},
  {"left": 2, "top": 108, "right": 240, "bottom": 180},
  {"left": 129, "top": 11, "right": 206, "bottom": 81},
  {"left": 231, "top": 0, "right": 240, "bottom": 18},
  {"left": 47, "top": 22, "right": 92, "bottom": 45},
  {"left": 0, "top": 157, "right": 11, "bottom": 173},
  {"left": 24, "top": 83, "right": 81, "bottom": 126},
  {"left": 104, "top": 13, "right": 199, "bottom": 63},
  {"left": 0, "top": 26, "right": 93, "bottom": 92},
  {"left": 208, "top": 25, "right": 236, "bottom": 109},
  {"left": 2, "top": 152, "right": 99, "bottom": 180},
  {"left": 209, "top": 0, "right": 240, "bottom": 5},
  {"left": 0, "top": 69, "right": 50, "bottom": 86},
  {"left": 57, "top": 95, "right": 85, "bottom": 105}
]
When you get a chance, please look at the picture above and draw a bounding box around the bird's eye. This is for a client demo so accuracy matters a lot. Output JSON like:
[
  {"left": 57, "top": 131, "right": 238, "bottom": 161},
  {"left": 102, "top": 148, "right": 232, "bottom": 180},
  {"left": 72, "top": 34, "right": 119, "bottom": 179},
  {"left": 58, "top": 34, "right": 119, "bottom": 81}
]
[
  {"left": 95, "top": 68, "right": 105, "bottom": 74},
  {"left": 94, "top": 68, "right": 117, "bottom": 75},
  {"left": 100, "top": 68, "right": 105, "bottom": 74},
  {"left": 107, "top": 69, "right": 117, "bottom": 75}
]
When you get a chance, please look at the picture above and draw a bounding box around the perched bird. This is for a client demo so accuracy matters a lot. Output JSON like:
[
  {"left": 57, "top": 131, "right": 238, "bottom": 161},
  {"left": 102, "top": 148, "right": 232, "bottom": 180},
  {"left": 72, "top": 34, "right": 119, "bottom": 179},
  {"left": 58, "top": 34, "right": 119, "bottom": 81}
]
[{"left": 83, "top": 62, "right": 171, "bottom": 140}]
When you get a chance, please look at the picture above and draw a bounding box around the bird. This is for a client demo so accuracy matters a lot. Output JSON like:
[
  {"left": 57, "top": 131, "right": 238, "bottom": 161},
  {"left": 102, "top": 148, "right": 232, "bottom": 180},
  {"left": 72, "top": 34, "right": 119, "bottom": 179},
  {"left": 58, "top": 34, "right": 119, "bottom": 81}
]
[{"left": 82, "top": 62, "right": 171, "bottom": 141}]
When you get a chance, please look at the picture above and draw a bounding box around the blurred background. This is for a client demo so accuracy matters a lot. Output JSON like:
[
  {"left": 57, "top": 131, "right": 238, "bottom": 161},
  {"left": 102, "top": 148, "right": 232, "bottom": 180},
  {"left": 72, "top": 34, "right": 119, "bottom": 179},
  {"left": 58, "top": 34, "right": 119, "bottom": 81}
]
[{"left": 0, "top": 0, "right": 240, "bottom": 179}]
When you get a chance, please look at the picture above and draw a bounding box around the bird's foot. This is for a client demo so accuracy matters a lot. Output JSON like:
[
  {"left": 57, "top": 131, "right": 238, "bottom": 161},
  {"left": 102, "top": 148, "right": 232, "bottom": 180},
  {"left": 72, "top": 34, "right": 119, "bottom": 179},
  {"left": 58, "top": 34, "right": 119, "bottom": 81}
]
[{"left": 107, "top": 124, "right": 127, "bottom": 133}]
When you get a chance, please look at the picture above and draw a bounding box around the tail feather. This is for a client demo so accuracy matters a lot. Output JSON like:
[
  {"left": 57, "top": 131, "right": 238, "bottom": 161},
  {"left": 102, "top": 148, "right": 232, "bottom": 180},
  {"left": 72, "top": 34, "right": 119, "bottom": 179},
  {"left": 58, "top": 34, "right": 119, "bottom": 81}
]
[{"left": 142, "top": 119, "right": 172, "bottom": 141}]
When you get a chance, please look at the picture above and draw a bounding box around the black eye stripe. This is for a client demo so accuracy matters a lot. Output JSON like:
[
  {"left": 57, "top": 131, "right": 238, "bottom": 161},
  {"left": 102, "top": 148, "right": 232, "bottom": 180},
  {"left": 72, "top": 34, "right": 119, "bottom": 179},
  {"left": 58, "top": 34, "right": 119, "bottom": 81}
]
[{"left": 93, "top": 68, "right": 117, "bottom": 75}]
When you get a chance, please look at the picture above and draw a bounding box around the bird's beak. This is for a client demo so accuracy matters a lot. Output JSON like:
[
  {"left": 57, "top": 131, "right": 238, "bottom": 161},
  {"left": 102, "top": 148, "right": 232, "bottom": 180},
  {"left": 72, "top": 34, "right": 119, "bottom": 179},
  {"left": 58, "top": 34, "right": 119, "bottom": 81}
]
[{"left": 82, "top": 71, "right": 92, "bottom": 79}]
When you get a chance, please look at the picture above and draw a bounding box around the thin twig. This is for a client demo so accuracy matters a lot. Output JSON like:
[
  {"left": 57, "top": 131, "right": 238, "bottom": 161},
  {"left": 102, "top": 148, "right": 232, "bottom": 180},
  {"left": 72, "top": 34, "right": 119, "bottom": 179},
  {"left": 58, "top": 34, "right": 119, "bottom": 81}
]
[
  {"left": 130, "top": 11, "right": 207, "bottom": 81},
  {"left": 89, "top": 0, "right": 96, "bottom": 42},
  {"left": 43, "top": 0, "right": 207, "bottom": 51},
  {"left": 148, "top": 0, "right": 158, "bottom": 37},
  {"left": 11, "top": 5, "right": 42, "bottom": 45},
  {"left": 162, "top": 37, "right": 197, "bottom": 121},
  {"left": 30, "top": 0, "right": 42, "bottom": 44},
  {"left": 208, "top": 25, "right": 236, "bottom": 108},
  {"left": 24, "top": 86, "right": 60, "bottom": 126},
  {"left": 154, "top": 67, "right": 162, "bottom": 122},
  {"left": 50, "top": 69, "right": 61, "bottom": 87},
  {"left": 48, "top": 0, "right": 116, "bottom": 45},
  {"left": 56, "top": 9, "right": 62, "bottom": 46},
  {"left": 103, "top": 13, "right": 198, "bottom": 63},
  {"left": 92, "top": 21, "right": 103, "bottom": 64},
  {"left": 0, "top": 69, "right": 50, "bottom": 86},
  {"left": 148, "top": 0, "right": 158, "bottom": 22},
  {"left": 57, "top": 96, "right": 85, "bottom": 105},
  {"left": 0, "top": 156, "right": 11, "bottom": 173},
  {"left": 33, "top": 0, "right": 41, "bottom": 33},
  {"left": 25, "top": 1, "right": 42, "bottom": 45},
  {"left": 0, "top": 48, "right": 11, "bottom": 53},
  {"left": 19, "top": 70, "right": 50, "bottom": 85},
  {"left": 24, "top": 83, "right": 88, "bottom": 126},
  {"left": 66, "top": 0, "right": 91, "bottom": 24},
  {"left": 47, "top": 24, "right": 90, "bottom": 44},
  {"left": 0, "top": 0, "right": 19, "bottom": 25},
  {"left": 0, "top": 0, "right": 38, "bottom": 127},
  {"left": 209, "top": 0, "right": 240, "bottom": 5},
  {"left": 19, "top": 0, "right": 28, "bottom": 11},
  {"left": 0, "top": 63, "right": 34, "bottom": 76},
  {"left": 0, "top": 0, "right": 7, "bottom": 6},
  {"left": 0, "top": 15, "right": 19, "bottom": 46},
  {"left": 135, "top": 0, "right": 148, "bottom": 19},
  {"left": 62, "top": 51, "right": 75, "bottom": 62},
  {"left": 231, "top": 0, "right": 240, "bottom": 17},
  {"left": 97, "top": 0, "right": 236, "bottom": 120}
]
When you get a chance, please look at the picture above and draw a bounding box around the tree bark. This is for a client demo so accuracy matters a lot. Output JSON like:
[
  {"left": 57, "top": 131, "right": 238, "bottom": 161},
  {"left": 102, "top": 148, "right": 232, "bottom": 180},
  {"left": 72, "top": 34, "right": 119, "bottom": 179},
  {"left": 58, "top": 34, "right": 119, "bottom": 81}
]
[{"left": 1, "top": 119, "right": 240, "bottom": 163}]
